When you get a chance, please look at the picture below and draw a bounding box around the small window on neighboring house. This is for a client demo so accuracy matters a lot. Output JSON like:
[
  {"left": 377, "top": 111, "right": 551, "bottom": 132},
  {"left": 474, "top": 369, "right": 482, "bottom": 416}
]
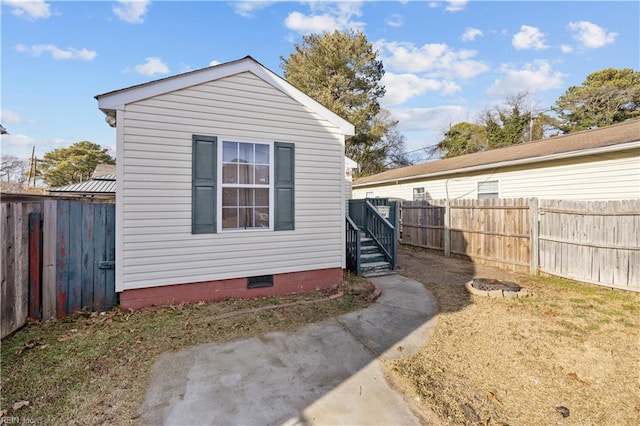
[
  {"left": 365, "top": 192, "right": 374, "bottom": 198},
  {"left": 478, "top": 180, "right": 499, "bottom": 199},
  {"left": 413, "top": 187, "right": 426, "bottom": 201},
  {"left": 192, "top": 135, "right": 294, "bottom": 233}
]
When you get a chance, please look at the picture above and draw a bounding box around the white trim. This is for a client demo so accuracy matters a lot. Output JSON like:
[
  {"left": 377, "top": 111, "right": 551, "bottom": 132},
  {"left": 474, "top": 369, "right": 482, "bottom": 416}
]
[
  {"left": 217, "top": 138, "right": 274, "bottom": 233},
  {"left": 115, "top": 108, "right": 125, "bottom": 292},
  {"left": 97, "top": 57, "right": 355, "bottom": 137},
  {"left": 354, "top": 141, "right": 640, "bottom": 188}
]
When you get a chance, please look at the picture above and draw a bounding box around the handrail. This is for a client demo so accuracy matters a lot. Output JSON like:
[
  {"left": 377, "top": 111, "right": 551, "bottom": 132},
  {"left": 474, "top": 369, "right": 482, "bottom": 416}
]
[
  {"left": 345, "top": 215, "right": 361, "bottom": 275},
  {"left": 364, "top": 200, "right": 398, "bottom": 269}
]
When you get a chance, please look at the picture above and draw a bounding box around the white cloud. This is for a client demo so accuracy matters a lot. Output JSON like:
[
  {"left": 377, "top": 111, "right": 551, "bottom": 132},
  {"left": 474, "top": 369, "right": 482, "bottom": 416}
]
[
  {"left": 15, "top": 43, "right": 97, "bottom": 60},
  {"left": 560, "top": 44, "right": 573, "bottom": 53},
  {"left": 446, "top": 0, "right": 467, "bottom": 12},
  {"left": 386, "top": 13, "right": 402, "bottom": 28},
  {"left": 461, "top": 27, "right": 483, "bottom": 42},
  {"left": 284, "top": 2, "right": 364, "bottom": 34},
  {"left": 231, "top": 1, "right": 275, "bottom": 17},
  {"left": 0, "top": 109, "right": 35, "bottom": 124},
  {"left": 1, "top": 134, "right": 37, "bottom": 146},
  {"left": 113, "top": 0, "right": 150, "bottom": 24},
  {"left": 512, "top": 25, "right": 548, "bottom": 50},
  {"left": 375, "top": 40, "right": 489, "bottom": 79},
  {"left": 390, "top": 106, "right": 468, "bottom": 133},
  {"left": 382, "top": 72, "right": 461, "bottom": 106},
  {"left": 568, "top": 21, "right": 617, "bottom": 49},
  {"left": 487, "top": 60, "right": 565, "bottom": 97},
  {"left": 209, "top": 60, "right": 221, "bottom": 67},
  {"left": 134, "top": 57, "right": 169, "bottom": 76},
  {"left": 5, "top": 0, "right": 51, "bottom": 20}
]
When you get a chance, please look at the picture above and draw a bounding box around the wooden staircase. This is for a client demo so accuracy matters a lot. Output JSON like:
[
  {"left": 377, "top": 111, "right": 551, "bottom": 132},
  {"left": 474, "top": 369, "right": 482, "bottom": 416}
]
[
  {"left": 346, "top": 199, "right": 398, "bottom": 277},
  {"left": 359, "top": 232, "right": 393, "bottom": 277}
]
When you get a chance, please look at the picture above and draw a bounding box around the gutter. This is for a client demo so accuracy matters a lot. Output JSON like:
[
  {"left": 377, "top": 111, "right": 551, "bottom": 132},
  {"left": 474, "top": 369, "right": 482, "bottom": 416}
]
[{"left": 354, "top": 140, "right": 640, "bottom": 188}]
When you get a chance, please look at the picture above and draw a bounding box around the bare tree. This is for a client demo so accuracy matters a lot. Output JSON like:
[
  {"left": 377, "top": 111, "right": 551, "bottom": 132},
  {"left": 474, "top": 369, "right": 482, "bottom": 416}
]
[{"left": 0, "top": 154, "right": 28, "bottom": 192}]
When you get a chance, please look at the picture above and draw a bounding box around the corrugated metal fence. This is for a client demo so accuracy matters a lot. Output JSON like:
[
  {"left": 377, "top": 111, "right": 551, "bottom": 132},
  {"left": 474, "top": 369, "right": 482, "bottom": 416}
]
[
  {"left": 2, "top": 197, "right": 116, "bottom": 338},
  {"left": 400, "top": 198, "right": 639, "bottom": 291}
]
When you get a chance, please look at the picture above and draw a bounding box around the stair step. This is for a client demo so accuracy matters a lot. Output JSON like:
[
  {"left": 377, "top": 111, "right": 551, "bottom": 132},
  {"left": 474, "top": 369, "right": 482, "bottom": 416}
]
[
  {"left": 360, "top": 245, "right": 379, "bottom": 254},
  {"left": 360, "top": 261, "right": 391, "bottom": 273},
  {"left": 360, "top": 253, "right": 386, "bottom": 263}
]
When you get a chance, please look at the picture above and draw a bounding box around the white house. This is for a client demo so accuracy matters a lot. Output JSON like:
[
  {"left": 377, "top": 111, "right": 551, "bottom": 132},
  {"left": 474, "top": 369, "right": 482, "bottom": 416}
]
[
  {"left": 353, "top": 120, "right": 640, "bottom": 202},
  {"left": 96, "top": 56, "right": 354, "bottom": 309}
]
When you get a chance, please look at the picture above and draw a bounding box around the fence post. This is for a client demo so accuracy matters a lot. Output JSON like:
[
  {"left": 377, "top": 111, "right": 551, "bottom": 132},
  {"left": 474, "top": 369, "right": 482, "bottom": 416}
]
[
  {"left": 42, "top": 200, "right": 57, "bottom": 320},
  {"left": 444, "top": 200, "right": 451, "bottom": 257},
  {"left": 529, "top": 198, "right": 539, "bottom": 275}
]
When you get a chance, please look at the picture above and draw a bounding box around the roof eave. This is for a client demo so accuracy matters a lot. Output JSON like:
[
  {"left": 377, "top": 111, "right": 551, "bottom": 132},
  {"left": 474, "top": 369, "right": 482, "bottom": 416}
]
[{"left": 353, "top": 140, "right": 640, "bottom": 188}]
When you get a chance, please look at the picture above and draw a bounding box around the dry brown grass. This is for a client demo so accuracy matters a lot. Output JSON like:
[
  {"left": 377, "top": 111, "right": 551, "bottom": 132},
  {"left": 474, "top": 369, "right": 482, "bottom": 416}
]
[
  {"left": 394, "top": 246, "right": 640, "bottom": 425},
  {"left": 0, "top": 273, "right": 373, "bottom": 424}
]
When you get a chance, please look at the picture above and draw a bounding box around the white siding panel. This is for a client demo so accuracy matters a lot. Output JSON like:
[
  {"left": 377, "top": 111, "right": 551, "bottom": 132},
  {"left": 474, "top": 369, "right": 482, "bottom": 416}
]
[
  {"left": 120, "top": 72, "right": 346, "bottom": 290},
  {"left": 353, "top": 151, "right": 640, "bottom": 201}
]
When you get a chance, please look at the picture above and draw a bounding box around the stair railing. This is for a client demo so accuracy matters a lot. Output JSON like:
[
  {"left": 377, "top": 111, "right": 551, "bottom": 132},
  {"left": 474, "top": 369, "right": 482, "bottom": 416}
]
[
  {"left": 345, "top": 216, "right": 361, "bottom": 275},
  {"left": 364, "top": 200, "right": 398, "bottom": 269}
]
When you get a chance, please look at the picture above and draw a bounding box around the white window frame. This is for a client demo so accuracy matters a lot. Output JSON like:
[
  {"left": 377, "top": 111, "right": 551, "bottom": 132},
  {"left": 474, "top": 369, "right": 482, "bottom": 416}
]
[
  {"left": 413, "top": 187, "right": 426, "bottom": 201},
  {"left": 477, "top": 180, "right": 499, "bottom": 200},
  {"left": 217, "top": 138, "right": 274, "bottom": 233}
]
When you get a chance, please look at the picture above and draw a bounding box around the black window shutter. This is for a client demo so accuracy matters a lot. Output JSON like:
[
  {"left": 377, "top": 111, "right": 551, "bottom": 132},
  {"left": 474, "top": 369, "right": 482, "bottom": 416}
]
[
  {"left": 192, "top": 135, "right": 217, "bottom": 234},
  {"left": 274, "top": 142, "right": 294, "bottom": 231}
]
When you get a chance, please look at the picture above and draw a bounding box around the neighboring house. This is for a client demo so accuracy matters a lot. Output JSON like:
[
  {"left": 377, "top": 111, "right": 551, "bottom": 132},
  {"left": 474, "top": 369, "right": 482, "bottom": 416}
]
[
  {"left": 48, "top": 173, "right": 115, "bottom": 198},
  {"left": 95, "top": 56, "right": 355, "bottom": 310},
  {"left": 48, "top": 163, "right": 116, "bottom": 198},
  {"left": 353, "top": 120, "right": 640, "bottom": 201}
]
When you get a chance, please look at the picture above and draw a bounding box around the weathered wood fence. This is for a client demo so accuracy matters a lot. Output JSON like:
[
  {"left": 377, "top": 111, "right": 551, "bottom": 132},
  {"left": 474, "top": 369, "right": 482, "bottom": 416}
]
[
  {"left": 400, "top": 198, "right": 639, "bottom": 291},
  {"left": 2, "top": 197, "right": 116, "bottom": 338},
  {"left": 538, "top": 199, "right": 640, "bottom": 290}
]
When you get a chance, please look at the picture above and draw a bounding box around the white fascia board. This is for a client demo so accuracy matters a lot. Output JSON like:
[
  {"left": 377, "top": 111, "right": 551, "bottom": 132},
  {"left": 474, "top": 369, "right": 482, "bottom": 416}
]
[
  {"left": 354, "top": 140, "right": 640, "bottom": 188},
  {"left": 96, "top": 57, "right": 355, "bottom": 137}
]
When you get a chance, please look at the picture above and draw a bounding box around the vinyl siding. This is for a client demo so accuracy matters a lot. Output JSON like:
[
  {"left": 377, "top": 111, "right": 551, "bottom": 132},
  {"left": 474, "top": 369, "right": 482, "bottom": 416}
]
[
  {"left": 353, "top": 149, "right": 640, "bottom": 201},
  {"left": 119, "top": 72, "right": 345, "bottom": 290}
]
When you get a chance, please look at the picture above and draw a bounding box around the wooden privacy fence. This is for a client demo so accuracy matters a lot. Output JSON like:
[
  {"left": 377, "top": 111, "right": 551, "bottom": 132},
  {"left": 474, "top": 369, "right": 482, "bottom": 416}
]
[
  {"left": 2, "top": 197, "right": 116, "bottom": 338},
  {"left": 539, "top": 199, "right": 640, "bottom": 290},
  {"left": 401, "top": 198, "right": 534, "bottom": 273},
  {"left": 400, "top": 198, "right": 639, "bottom": 292}
]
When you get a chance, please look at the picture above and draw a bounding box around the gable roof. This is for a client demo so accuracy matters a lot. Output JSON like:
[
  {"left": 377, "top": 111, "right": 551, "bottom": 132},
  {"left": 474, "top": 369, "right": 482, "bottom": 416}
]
[
  {"left": 91, "top": 164, "right": 116, "bottom": 178},
  {"left": 95, "top": 56, "right": 354, "bottom": 136},
  {"left": 355, "top": 119, "right": 640, "bottom": 187}
]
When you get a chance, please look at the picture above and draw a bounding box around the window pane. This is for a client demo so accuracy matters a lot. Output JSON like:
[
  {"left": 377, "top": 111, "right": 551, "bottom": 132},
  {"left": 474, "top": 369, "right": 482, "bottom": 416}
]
[
  {"left": 255, "top": 208, "right": 269, "bottom": 228},
  {"left": 238, "top": 143, "right": 254, "bottom": 164},
  {"left": 223, "top": 142, "right": 238, "bottom": 162},
  {"left": 238, "top": 188, "right": 253, "bottom": 207},
  {"left": 239, "top": 164, "right": 253, "bottom": 184},
  {"left": 239, "top": 208, "right": 253, "bottom": 228},
  {"left": 255, "top": 188, "right": 269, "bottom": 207},
  {"left": 222, "top": 188, "right": 237, "bottom": 207},
  {"left": 222, "top": 208, "right": 238, "bottom": 229},
  {"left": 255, "top": 165, "right": 269, "bottom": 184},
  {"left": 222, "top": 163, "right": 237, "bottom": 184},
  {"left": 255, "top": 144, "right": 269, "bottom": 164}
]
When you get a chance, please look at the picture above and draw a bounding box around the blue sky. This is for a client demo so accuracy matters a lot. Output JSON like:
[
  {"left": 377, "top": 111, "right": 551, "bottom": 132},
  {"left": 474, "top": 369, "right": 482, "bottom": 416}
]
[{"left": 2, "top": 1, "right": 638, "bottom": 163}]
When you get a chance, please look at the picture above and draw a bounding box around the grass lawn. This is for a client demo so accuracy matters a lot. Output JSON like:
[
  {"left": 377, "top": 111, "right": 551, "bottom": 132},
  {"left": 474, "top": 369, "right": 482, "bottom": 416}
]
[
  {"left": 0, "top": 273, "right": 374, "bottom": 424},
  {"left": 395, "top": 247, "right": 640, "bottom": 425}
]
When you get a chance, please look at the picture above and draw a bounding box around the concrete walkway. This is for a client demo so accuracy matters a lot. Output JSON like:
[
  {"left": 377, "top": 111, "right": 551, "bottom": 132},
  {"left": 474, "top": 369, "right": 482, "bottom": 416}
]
[{"left": 138, "top": 274, "right": 439, "bottom": 425}]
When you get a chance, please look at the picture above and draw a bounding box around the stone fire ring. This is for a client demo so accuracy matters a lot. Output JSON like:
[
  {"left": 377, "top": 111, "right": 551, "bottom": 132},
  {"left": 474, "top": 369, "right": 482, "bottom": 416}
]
[{"left": 465, "top": 278, "right": 529, "bottom": 299}]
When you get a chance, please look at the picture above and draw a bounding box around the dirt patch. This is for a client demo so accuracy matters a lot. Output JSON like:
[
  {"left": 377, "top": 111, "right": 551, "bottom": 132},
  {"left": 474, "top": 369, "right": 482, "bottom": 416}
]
[{"left": 392, "top": 245, "right": 640, "bottom": 425}]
